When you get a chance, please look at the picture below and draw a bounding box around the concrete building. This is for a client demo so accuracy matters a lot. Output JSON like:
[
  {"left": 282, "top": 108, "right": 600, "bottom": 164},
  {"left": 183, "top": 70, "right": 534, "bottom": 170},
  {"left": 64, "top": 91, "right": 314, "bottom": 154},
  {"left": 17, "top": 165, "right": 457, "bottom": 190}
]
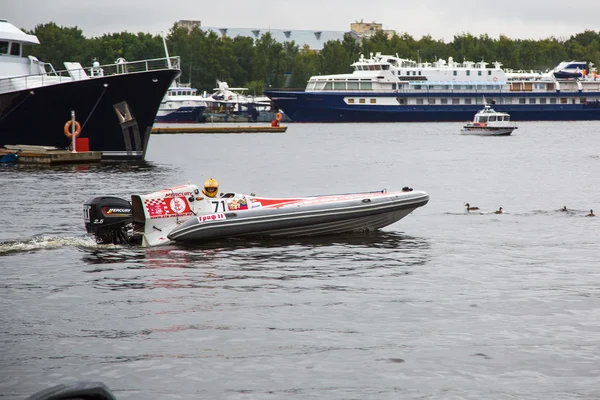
[
  {"left": 176, "top": 20, "right": 202, "bottom": 32},
  {"left": 351, "top": 20, "right": 396, "bottom": 39}
]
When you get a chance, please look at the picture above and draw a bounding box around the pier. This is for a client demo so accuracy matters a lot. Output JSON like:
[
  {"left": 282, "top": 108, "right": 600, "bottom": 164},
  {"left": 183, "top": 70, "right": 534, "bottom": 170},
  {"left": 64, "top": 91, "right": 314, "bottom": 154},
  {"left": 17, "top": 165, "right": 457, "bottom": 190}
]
[
  {"left": 0, "top": 145, "right": 102, "bottom": 164},
  {"left": 152, "top": 125, "right": 287, "bottom": 134}
]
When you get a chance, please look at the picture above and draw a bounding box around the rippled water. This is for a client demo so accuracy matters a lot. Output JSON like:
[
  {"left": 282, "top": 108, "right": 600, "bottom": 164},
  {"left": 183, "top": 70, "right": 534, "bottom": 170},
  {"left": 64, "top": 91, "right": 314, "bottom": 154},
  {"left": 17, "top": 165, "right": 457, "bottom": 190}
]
[{"left": 1, "top": 122, "right": 600, "bottom": 399}]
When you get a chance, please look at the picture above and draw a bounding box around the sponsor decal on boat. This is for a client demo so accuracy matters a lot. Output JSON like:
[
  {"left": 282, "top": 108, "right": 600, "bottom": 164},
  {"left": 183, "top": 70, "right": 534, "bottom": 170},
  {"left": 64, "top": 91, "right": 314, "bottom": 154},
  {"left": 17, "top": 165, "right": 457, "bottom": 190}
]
[
  {"left": 198, "top": 213, "right": 226, "bottom": 223},
  {"left": 227, "top": 197, "right": 249, "bottom": 210},
  {"left": 144, "top": 197, "right": 192, "bottom": 219},
  {"left": 103, "top": 207, "right": 131, "bottom": 215},
  {"left": 164, "top": 191, "right": 194, "bottom": 198}
]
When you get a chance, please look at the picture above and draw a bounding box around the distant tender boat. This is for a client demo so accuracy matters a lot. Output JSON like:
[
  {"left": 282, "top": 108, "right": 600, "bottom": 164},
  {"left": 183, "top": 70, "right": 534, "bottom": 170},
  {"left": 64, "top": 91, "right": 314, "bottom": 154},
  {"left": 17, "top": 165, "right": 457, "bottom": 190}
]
[
  {"left": 84, "top": 184, "right": 429, "bottom": 247},
  {"left": 461, "top": 103, "right": 518, "bottom": 136},
  {"left": 155, "top": 83, "right": 207, "bottom": 123},
  {"left": 551, "top": 61, "right": 587, "bottom": 80}
]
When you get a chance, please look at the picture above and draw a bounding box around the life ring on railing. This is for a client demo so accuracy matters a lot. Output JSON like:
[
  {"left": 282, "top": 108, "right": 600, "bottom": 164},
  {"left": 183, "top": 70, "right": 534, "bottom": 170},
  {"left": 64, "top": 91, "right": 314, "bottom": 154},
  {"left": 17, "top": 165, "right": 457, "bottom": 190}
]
[
  {"left": 275, "top": 112, "right": 283, "bottom": 121},
  {"left": 64, "top": 120, "right": 81, "bottom": 139},
  {"left": 493, "top": 77, "right": 498, "bottom": 82}
]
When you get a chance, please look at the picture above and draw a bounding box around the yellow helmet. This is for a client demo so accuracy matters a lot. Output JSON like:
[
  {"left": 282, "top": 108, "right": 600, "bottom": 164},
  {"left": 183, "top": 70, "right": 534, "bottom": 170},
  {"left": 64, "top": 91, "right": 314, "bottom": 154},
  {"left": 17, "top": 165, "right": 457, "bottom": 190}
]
[{"left": 203, "top": 178, "right": 219, "bottom": 198}]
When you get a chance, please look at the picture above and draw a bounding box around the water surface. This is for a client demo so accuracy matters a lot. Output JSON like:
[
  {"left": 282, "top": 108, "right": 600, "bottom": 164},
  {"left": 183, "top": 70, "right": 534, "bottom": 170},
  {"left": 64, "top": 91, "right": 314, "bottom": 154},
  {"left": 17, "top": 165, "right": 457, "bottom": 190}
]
[{"left": 1, "top": 122, "right": 599, "bottom": 399}]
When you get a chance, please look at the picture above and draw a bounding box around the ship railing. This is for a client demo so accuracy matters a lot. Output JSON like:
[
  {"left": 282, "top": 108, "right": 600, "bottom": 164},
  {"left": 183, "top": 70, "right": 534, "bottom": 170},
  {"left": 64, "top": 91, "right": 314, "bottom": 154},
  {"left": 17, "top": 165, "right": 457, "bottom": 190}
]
[
  {"left": 288, "top": 86, "right": 600, "bottom": 95},
  {"left": 0, "top": 56, "right": 180, "bottom": 94}
]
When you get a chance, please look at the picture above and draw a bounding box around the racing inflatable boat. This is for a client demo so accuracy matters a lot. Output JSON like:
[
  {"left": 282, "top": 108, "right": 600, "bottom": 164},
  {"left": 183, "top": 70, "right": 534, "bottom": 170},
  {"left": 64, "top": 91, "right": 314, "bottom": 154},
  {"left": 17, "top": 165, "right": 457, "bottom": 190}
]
[{"left": 83, "top": 184, "right": 429, "bottom": 247}]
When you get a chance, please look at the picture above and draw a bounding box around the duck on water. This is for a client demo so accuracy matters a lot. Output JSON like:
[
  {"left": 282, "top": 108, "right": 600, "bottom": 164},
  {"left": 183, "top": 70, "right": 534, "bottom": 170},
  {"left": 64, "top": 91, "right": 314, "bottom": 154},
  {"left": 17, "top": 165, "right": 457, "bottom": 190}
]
[{"left": 465, "top": 203, "right": 479, "bottom": 211}]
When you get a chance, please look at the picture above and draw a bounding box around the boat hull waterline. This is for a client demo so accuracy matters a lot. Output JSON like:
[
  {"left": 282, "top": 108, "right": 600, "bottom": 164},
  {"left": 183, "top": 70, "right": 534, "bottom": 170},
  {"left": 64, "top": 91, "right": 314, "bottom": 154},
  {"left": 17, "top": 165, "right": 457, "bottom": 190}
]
[
  {"left": 155, "top": 105, "right": 206, "bottom": 123},
  {"left": 460, "top": 127, "right": 516, "bottom": 136},
  {"left": 168, "top": 193, "right": 428, "bottom": 243},
  {"left": 266, "top": 92, "right": 600, "bottom": 122}
]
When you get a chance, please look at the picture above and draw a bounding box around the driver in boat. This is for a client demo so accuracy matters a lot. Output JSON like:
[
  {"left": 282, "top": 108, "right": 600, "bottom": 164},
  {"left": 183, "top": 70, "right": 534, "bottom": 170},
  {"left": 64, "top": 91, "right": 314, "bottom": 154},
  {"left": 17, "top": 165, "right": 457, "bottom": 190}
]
[{"left": 203, "top": 178, "right": 219, "bottom": 198}]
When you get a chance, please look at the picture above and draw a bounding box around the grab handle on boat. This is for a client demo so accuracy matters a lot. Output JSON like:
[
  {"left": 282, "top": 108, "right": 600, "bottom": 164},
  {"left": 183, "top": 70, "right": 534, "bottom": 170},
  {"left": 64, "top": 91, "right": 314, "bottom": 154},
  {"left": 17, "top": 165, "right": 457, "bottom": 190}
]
[{"left": 362, "top": 198, "right": 371, "bottom": 203}]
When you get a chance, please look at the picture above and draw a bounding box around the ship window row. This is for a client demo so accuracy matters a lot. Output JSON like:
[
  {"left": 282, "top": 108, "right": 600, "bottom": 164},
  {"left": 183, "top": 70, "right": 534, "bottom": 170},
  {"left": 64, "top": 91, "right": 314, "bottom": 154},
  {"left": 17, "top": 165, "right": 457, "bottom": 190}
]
[
  {"left": 168, "top": 90, "right": 196, "bottom": 96},
  {"left": 407, "top": 97, "right": 586, "bottom": 105},
  {"left": 346, "top": 97, "right": 595, "bottom": 105},
  {"left": 452, "top": 70, "right": 493, "bottom": 76},
  {"left": 478, "top": 115, "right": 511, "bottom": 122},
  {"left": 354, "top": 64, "right": 391, "bottom": 71},
  {"left": 412, "top": 84, "right": 502, "bottom": 90},
  {"left": 307, "top": 81, "right": 373, "bottom": 90},
  {"left": 398, "top": 70, "right": 494, "bottom": 77},
  {"left": 306, "top": 81, "right": 508, "bottom": 91},
  {"left": 400, "top": 71, "right": 423, "bottom": 76}
]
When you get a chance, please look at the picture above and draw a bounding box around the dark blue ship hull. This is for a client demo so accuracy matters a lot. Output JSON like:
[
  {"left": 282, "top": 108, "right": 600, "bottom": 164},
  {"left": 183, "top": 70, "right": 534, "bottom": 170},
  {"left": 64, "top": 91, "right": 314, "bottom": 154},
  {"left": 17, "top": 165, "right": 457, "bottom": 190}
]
[
  {"left": 264, "top": 90, "right": 600, "bottom": 122},
  {"left": 155, "top": 106, "right": 206, "bottom": 123}
]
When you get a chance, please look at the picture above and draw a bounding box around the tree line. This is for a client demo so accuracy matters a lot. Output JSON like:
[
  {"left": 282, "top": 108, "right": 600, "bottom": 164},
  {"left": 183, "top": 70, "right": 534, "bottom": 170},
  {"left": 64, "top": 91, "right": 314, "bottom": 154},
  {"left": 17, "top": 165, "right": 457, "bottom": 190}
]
[{"left": 24, "top": 22, "right": 600, "bottom": 95}]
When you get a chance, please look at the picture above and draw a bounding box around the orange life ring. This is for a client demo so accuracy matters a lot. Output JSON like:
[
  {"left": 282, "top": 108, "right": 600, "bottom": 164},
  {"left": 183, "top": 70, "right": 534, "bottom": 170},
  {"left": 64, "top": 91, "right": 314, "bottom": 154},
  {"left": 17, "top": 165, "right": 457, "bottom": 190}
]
[
  {"left": 64, "top": 120, "right": 81, "bottom": 139},
  {"left": 493, "top": 77, "right": 498, "bottom": 82},
  {"left": 275, "top": 112, "right": 282, "bottom": 121}
]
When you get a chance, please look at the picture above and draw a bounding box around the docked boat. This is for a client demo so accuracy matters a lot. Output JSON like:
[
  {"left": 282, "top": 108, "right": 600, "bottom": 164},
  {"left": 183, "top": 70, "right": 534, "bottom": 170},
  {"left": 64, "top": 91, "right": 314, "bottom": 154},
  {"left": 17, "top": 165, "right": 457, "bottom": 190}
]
[
  {"left": 83, "top": 183, "right": 429, "bottom": 247},
  {"left": 551, "top": 61, "right": 588, "bottom": 80},
  {"left": 155, "top": 82, "right": 207, "bottom": 123},
  {"left": 202, "top": 80, "right": 276, "bottom": 122},
  {"left": 461, "top": 103, "right": 518, "bottom": 136},
  {"left": 264, "top": 52, "right": 600, "bottom": 122},
  {"left": 0, "top": 19, "right": 180, "bottom": 160}
]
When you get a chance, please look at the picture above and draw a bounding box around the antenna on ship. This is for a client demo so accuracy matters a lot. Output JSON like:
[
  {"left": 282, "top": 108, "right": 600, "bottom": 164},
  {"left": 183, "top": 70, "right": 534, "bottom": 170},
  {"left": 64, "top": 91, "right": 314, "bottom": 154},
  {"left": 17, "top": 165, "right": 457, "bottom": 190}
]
[{"left": 161, "top": 31, "right": 172, "bottom": 69}]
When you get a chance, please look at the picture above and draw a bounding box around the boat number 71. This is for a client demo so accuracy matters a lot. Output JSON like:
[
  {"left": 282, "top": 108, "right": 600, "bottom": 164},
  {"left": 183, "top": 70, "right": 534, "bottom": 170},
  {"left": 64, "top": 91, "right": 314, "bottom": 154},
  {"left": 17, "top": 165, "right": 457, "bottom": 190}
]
[{"left": 211, "top": 200, "right": 226, "bottom": 212}]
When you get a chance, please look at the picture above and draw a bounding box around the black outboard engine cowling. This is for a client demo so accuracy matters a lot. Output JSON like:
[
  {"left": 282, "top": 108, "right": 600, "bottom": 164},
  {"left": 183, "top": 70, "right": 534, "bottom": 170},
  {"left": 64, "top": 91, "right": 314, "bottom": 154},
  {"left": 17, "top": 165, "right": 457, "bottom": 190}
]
[{"left": 83, "top": 196, "right": 133, "bottom": 245}]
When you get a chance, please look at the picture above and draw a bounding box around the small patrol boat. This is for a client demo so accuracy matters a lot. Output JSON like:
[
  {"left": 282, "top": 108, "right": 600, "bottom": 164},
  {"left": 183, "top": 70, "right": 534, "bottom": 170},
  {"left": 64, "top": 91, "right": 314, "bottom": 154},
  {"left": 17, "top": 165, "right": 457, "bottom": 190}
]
[
  {"left": 461, "top": 103, "right": 518, "bottom": 136},
  {"left": 83, "top": 183, "right": 429, "bottom": 247}
]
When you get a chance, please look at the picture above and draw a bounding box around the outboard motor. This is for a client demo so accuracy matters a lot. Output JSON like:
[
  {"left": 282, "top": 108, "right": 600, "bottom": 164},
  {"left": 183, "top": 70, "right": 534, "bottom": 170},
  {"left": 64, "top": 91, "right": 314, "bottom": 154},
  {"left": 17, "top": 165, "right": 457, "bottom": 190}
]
[{"left": 83, "top": 196, "right": 133, "bottom": 245}]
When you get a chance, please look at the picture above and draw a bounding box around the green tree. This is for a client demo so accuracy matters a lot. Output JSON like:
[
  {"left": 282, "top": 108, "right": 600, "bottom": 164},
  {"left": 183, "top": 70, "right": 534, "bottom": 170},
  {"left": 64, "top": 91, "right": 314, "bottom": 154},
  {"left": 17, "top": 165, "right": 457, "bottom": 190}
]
[
  {"left": 24, "top": 22, "right": 87, "bottom": 68},
  {"left": 254, "top": 32, "right": 287, "bottom": 89},
  {"left": 319, "top": 40, "right": 351, "bottom": 75}
]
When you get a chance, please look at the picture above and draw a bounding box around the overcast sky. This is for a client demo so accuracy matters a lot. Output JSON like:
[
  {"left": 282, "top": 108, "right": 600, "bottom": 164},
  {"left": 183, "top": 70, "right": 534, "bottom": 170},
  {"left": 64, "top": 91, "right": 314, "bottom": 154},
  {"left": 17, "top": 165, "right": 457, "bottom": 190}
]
[{"left": 4, "top": 0, "right": 599, "bottom": 42}]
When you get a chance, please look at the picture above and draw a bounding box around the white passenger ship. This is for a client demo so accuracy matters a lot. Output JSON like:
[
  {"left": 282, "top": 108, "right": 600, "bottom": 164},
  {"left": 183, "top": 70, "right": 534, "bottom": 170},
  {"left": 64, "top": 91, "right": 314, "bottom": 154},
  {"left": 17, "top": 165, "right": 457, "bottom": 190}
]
[{"left": 264, "top": 53, "right": 600, "bottom": 122}]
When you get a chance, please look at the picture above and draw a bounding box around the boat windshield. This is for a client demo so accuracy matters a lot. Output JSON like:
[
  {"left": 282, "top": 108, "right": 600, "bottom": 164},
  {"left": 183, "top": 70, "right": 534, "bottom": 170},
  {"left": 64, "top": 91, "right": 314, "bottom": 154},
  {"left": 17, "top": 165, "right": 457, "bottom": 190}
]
[{"left": 477, "top": 116, "right": 488, "bottom": 123}]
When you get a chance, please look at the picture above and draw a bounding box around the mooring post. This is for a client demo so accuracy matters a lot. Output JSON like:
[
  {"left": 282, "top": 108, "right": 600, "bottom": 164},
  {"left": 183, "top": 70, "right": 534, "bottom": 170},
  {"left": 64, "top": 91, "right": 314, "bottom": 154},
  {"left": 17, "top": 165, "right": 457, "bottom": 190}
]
[{"left": 71, "top": 110, "right": 77, "bottom": 153}]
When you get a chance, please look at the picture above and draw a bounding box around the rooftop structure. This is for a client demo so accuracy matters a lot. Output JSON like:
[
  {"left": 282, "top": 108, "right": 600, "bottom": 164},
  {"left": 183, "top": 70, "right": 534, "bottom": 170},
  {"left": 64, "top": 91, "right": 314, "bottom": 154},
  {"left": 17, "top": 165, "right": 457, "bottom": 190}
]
[
  {"left": 350, "top": 20, "right": 396, "bottom": 39},
  {"left": 201, "top": 27, "right": 348, "bottom": 51},
  {"left": 175, "top": 20, "right": 396, "bottom": 51}
]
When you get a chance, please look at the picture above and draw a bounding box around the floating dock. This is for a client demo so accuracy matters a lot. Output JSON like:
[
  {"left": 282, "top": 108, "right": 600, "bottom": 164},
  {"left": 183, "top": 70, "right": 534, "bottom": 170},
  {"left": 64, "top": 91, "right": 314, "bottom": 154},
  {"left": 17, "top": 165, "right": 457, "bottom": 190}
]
[
  {"left": 0, "top": 145, "right": 102, "bottom": 164},
  {"left": 152, "top": 125, "right": 287, "bottom": 134}
]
